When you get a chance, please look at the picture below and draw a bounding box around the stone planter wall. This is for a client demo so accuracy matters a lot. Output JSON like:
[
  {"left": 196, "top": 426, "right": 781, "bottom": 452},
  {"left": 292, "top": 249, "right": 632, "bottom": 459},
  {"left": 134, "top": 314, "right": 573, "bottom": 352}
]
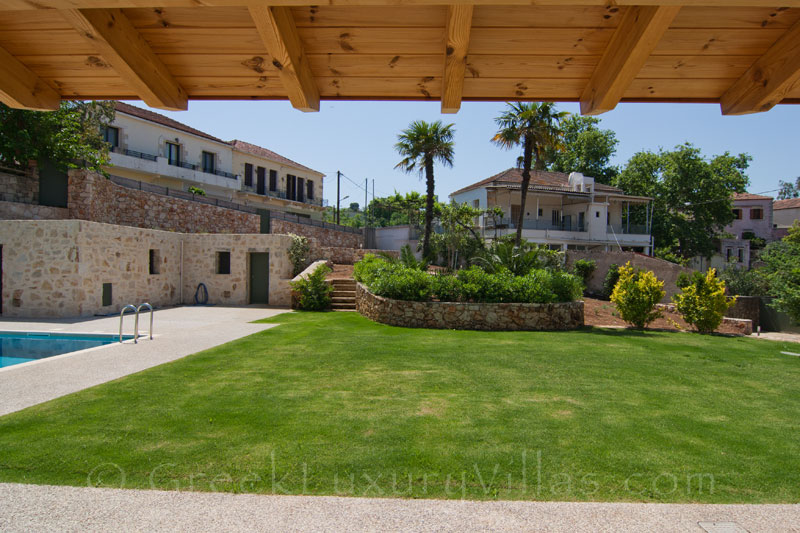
[{"left": 356, "top": 283, "right": 584, "bottom": 331}]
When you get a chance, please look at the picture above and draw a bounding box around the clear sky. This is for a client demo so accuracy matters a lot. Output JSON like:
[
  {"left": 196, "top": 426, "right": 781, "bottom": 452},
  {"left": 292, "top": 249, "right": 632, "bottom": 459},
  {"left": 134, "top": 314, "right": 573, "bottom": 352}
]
[{"left": 144, "top": 100, "right": 800, "bottom": 209}]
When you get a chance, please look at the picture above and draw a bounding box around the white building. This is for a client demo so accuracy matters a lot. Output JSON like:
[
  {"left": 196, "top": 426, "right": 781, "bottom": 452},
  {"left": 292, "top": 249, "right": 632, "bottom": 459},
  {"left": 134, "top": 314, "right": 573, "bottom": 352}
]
[
  {"left": 449, "top": 168, "right": 652, "bottom": 252},
  {"left": 102, "top": 103, "right": 325, "bottom": 219},
  {"left": 773, "top": 198, "right": 800, "bottom": 229}
]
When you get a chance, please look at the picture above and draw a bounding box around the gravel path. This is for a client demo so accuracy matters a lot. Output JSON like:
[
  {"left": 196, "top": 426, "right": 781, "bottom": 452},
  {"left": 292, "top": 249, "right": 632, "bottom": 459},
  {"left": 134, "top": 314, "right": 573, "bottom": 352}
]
[
  {"left": 0, "top": 306, "right": 289, "bottom": 416},
  {"left": 0, "top": 483, "right": 798, "bottom": 532}
]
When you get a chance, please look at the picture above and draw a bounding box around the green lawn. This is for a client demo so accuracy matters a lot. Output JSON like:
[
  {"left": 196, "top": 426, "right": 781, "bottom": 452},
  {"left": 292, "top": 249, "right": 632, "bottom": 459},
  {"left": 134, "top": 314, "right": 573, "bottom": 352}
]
[{"left": 1, "top": 312, "right": 799, "bottom": 503}]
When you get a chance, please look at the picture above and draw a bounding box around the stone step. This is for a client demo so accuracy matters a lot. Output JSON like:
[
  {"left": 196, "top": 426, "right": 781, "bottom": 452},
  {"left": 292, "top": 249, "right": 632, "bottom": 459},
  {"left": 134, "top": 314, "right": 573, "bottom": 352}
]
[
  {"left": 331, "top": 303, "right": 356, "bottom": 310},
  {"left": 331, "top": 281, "right": 356, "bottom": 288},
  {"left": 331, "top": 296, "right": 355, "bottom": 303},
  {"left": 331, "top": 290, "right": 355, "bottom": 297}
]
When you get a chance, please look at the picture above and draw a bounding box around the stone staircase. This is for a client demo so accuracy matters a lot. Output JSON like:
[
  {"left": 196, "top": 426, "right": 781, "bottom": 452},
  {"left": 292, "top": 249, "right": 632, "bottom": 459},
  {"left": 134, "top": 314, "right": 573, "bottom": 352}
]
[{"left": 330, "top": 278, "right": 357, "bottom": 311}]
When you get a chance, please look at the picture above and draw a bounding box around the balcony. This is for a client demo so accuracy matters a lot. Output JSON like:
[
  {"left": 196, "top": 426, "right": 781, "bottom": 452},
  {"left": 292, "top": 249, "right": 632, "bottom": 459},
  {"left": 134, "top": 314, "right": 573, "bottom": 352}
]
[
  {"left": 109, "top": 147, "right": 238, "bottom": 190},
  {"left": 487, "top": 217, "right": 585, "bottom": 232},
  {"left": 607, "top": 224, "right": 648, "bottom": 235}
]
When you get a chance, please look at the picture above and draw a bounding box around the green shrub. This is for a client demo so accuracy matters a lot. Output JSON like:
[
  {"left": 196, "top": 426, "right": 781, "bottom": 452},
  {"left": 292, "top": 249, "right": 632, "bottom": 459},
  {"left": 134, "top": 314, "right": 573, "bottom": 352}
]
[
  {"left": 550, "top": 271, "right": 585, "bottom": 302},
  {"left": 610, "top": 262, "right": 666, "bottom": 328},
  {"left": 289, "top": 264, "right": 334, "bottom": 311},
  {"left": 288, "top": 234, "right": 310, "bottom": 276},
  {"left": 719, "top": 265, "right": 769, "bottom": 297},
  {"left": 370, "top": 265, "right": 432, "bottom": 301},
  {"left": 601, "top": 263, "right": 621, "bottom": 299},
  {"left": 353, "top": 253, "right": 386, "bottom": 285},
  {"left": 672, "top": 268, "right": 734, "bottom": 333},
  {"left": 572, "top": 259, "right": 596, "bottom": 286},
  {"left": 431, "top": 273, "right": 461, "bottom": 302}
]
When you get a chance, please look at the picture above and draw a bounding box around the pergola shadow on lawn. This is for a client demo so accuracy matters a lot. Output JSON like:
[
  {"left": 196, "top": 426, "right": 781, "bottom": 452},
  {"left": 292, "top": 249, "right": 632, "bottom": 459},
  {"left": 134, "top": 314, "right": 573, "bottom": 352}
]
[{"left": 0, "top": 312, "right": 798, "bottom": 504}]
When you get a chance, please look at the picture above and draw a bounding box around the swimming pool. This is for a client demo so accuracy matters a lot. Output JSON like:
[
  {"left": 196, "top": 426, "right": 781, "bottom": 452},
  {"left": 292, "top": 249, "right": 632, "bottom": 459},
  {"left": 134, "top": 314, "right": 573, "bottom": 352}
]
[{"left": 0, "top": 332, "right": 131, "bottom": 368}]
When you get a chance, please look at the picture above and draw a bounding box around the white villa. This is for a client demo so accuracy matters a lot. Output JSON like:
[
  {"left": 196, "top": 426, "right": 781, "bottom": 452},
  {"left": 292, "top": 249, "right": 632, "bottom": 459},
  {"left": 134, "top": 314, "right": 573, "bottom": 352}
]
[
  {"left": 450, "top": 168, "right": 652, "bottom": 253},
  {"left": 103, "top": 103, "right": 325, "bottom": 219}
]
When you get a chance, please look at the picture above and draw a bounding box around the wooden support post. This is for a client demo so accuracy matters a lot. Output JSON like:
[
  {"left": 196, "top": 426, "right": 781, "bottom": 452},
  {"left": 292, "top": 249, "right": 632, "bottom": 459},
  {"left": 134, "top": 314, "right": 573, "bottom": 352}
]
[{"left": 441, "top": 4, "right": 473, "bottom": 114}]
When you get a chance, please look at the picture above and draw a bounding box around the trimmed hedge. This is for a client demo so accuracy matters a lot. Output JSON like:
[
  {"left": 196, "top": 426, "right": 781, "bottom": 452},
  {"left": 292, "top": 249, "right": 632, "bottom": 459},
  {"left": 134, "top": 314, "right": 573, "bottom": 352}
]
[{"left": 354, "top": 254, "right": 583, "bottom": 304}]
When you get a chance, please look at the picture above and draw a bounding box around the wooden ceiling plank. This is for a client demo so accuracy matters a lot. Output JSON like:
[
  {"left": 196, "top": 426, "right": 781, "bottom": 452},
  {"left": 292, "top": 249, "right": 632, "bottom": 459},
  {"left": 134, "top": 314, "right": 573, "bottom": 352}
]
[
  {"left": 720, "top": 18, "right": 800, "bottom": 114},
  {"left": 580, "top": 5, "right": 680, "bottom": 115},
  {"left": 0, "top": 44, "right": 61, "bottom": 110},
  {"left": 60, "top": 8, "right": 188, "bottom": 110},
  {"left": 249, "top": 5, "right": 319, "bottom": 112},
  {"left": 441, "top": 4, "right": 473, "bottom": 113}
]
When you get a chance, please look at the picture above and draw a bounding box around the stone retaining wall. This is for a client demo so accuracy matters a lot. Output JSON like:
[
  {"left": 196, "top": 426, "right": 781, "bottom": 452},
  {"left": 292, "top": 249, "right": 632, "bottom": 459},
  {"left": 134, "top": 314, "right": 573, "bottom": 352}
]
[
  {"left": 271, "top": 218, "right": 363, "bottom": 249},
  {"left": 725, "top": 295, "right": 761, "bottom": 329},
  {"left": 314, "top": 247, "right": 398, "bottom": 265},
  {"left": 68, "top": 170, "right": 261, "bottom": 234},
  {"left": 356, "top": 283, "right": 584, "bottom": 331},
  {"left": 0, "top": 167, "right": 38, "bottom": 204},
  {"left": 567, "top": 251, "right": 693, "bottom": 301},
  {"left": 0, "top": 200, "right": 68, "bottom": 221}
]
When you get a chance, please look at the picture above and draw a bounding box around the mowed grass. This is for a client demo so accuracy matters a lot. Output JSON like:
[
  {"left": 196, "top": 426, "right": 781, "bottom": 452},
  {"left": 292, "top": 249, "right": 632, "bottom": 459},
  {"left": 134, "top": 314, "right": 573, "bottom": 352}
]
[{"left": 1, "top": 312, "right": 799, "bottom": 503}]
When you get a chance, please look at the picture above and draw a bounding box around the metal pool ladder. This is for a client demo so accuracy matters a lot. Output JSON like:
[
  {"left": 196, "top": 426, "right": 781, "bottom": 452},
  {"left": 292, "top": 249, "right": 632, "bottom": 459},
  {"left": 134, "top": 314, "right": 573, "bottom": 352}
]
[{"left": 118, "top": 303, "right": 154, "bottom": 343}]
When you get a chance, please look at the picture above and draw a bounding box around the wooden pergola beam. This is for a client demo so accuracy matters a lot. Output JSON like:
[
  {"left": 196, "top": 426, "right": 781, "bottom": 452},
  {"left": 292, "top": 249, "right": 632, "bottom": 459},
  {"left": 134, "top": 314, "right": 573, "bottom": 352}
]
[
  {"left": 441, "top": 5, "right": 473, "bottom": 114},
  {"left": 580, "top": 5, "right": 680, "bottom": 115},
  {"left": 0, "top": 45, "right": 60, "bottom": 110},
  {"left": 721, "top": 18, "right": 800, "bottom": 115},
  {"left": 4, "top": 0, "right": 800, "bottom": 9},
  {"left": 60, "top": 8, "right": 187, "bottom": 111},
  {"left": 249, "top": 5, "right": 319, "bottom": 112}
]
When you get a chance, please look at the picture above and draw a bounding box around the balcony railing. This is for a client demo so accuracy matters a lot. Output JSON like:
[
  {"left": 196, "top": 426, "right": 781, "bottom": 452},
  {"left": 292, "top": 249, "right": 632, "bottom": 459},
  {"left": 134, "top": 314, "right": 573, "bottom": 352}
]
[
  {"left": 608, "top": 224, "right": 649, "bottom": 235},
  {"left": 112, "top": 146, "right": 158, "bottom": 162},
  {"left": 487, "top": 217, "right": 586, "bottom": 232},
  {"left": 244, "top": 186, "right": 326, "bottom": 206}
]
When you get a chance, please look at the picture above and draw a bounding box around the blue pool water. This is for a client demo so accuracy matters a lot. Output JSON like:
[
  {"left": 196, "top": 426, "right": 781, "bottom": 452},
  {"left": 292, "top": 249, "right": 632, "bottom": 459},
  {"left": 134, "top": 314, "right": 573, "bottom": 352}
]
[{"left": 0, "top": 332, "right": 128, "bottom": 368}]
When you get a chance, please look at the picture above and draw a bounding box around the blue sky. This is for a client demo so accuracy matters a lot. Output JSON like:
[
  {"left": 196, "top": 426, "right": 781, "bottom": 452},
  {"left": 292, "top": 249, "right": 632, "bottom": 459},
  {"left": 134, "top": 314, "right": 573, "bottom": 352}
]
[{"left": 147, "top": 100, "right": 800, "bottom": 208}]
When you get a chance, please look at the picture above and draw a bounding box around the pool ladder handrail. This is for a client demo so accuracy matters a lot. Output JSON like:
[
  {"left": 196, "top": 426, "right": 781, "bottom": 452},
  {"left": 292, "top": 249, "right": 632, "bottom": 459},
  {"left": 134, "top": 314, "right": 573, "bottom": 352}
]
[
  {"left": 118, "top": 303, "right": 154, "bottom": 343},
  {"left": 135, "top": 303, "right": 154, "bottom": 343},
  {"left": 119, "top": 304, "right": 137, "bottom": 343}
]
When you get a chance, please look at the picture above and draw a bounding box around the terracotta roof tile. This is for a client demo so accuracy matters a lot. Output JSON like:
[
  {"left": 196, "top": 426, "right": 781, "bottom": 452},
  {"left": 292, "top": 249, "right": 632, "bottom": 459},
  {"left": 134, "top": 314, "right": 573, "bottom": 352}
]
[
  {"left": 229, "top": 140, "right": 322, "bottom": 176},
  {"left": 114, "top": 102, "right": 226, "bottom": 144},
  {"left": 733, "top": 192, "right": 773, "bottom": 201},
  {"left": 774, "top": 198, "right": 800, "bottom": 210},
  {"left": 449, "top": 168, "right": 624, "bottom": 197}
]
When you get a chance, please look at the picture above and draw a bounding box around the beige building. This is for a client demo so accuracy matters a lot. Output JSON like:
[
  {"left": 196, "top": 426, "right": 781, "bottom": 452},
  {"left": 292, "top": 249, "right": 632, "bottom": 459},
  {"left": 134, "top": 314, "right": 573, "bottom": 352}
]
[
  {"left": 450, "top": 169, "right": 652, "bottom": 253},
  {"left": 103, "top": 103, "right": 325, "bottom": 219},
  {"left": 773, "top": 198, "right": 800, "bottom": 229}
]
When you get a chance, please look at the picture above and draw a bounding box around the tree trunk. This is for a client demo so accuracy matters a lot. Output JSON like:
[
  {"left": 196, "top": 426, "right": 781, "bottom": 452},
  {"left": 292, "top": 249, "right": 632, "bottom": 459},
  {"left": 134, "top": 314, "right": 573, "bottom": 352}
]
[
  {"left": 423, "top": 155, "right": 435, "bottom": 259},
  {"left": 516, "top": 136, "right": 533, "bottom": 247}
]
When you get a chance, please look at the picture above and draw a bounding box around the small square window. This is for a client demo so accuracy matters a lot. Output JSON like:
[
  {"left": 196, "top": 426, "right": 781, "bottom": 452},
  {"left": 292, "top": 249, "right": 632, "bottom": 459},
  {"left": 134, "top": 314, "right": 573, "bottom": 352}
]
[
  {"left": 750, "top": 208, "right": 763, "bottom": 220},
  {"left": 202, "top": 151, "right": 215, "bottom": 173},
  {"left": 538, "top": 208, "right": 543, "bottom": 217},
  {"left": 595, "top": 211, "right": 600, "bottom": 218},
  {"left": 149, "top": 249, "right": 160, "bottom": 275},
  {"left": 216, "top": 251, "right": 231, "bottom": 275},
  {"left": 732, "top": 208, "right": 742, "bottom": 220},
  {"left": 473, "top": 199, "right": 480, "bottom": 208},
  {"left": 102, "top": 126, "right": 119, "bottom": 148}
]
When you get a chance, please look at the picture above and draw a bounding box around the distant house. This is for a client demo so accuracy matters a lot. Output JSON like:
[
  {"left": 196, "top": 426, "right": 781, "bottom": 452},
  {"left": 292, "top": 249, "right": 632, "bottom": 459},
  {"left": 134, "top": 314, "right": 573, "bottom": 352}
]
[
  {"left": 773, "top": 198, "right": 800, "bottom": 229},
  {"left": 103, "top": 103, "right": 325, "bottom": 219},
  {"left": 449, "top": 168, "right": 653, "bottom": 253}
]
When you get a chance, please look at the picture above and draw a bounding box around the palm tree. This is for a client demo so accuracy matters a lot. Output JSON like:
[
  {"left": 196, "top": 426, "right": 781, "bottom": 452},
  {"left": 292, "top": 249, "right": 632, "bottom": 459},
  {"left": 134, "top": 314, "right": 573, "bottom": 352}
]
[
  {"left": 492, "top": 102, "right": 567, "bottom": 246},
  {"left": 395, "top": 120, "right": 455, "bottom": 259}
]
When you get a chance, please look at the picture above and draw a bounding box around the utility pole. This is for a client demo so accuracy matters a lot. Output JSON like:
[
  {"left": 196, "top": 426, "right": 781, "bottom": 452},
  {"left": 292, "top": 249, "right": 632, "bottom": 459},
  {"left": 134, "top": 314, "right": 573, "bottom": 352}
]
[
  {"left": 364, "top": 178, "right": 368, "bottom": 228},
  {"left": 336, "top": 170, "right": 341, "bottom": 225},
  {"left": 372, "top": 179, "right": 375, "bottom": 227}
]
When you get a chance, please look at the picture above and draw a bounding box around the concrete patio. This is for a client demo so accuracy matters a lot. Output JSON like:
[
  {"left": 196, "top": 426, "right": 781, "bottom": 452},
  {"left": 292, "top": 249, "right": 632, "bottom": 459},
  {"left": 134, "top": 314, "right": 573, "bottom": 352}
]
[
  {"left": 0, "top": 483, "right": 798, "bottom": 533},
  {"left": 0, "top": 305, "right": 289, "bottom": 416}
]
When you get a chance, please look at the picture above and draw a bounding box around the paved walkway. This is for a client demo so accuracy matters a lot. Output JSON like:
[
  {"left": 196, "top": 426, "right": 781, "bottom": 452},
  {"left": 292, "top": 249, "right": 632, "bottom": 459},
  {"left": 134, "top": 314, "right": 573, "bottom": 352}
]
[
  {"left": 0, "top": 483, "right": 798, "bottom": 532},
  {"left": 0, "top": 306, "right": 289, "bottom": 416}
]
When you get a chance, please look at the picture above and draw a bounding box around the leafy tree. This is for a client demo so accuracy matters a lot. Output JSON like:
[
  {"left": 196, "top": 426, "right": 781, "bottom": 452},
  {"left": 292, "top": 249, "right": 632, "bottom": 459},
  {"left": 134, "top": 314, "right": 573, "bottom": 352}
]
[
  {"left": 368, "top": 191, "right": 427, "bottom": 227},
  {"left": 759, "top": 231, "right": 800, "bottom": 322},
  {"left": 614, "top": 143, "right": 750, "bottom": 259},
  {"left": 777, "top": 177, "right": 800, "bottom": 200},
  {"left": 0, "top": 101, "right": 115, "bottom": 174},
  {"left": 429, "top": 201, "right": 483, "bottom": 270},
  {"left": 546, "top": 115, "right": 619, "bottom": 184},
  {"left": 395, "top": 120, "right": 455, "bottom": 259},
  {"left": 348, "top": 202, "right": 360, "bottom": 212},
  {"left": 492, "top": 102, "right": 567, "bottom": 246}
]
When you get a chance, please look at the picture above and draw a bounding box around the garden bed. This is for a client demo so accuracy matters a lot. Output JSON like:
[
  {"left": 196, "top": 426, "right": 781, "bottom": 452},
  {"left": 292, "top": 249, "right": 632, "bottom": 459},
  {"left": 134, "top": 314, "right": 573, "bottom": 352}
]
[{"left": 356, "top": 282, "right": 584, "bottom": 331}]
